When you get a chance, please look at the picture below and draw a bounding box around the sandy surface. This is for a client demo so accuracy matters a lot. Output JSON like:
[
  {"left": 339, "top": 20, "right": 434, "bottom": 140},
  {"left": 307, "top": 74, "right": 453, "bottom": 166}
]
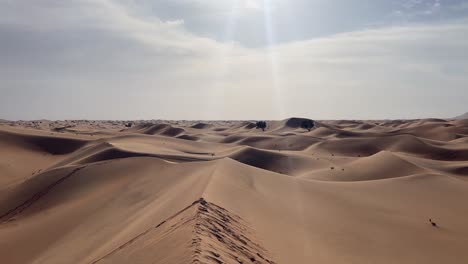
[{"left": 1, "top": 118, "right": 468, "bottom": 264}]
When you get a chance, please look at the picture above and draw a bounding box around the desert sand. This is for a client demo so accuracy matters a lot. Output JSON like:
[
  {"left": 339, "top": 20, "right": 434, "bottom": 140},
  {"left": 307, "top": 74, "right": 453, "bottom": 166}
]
[{"left": 1, "top": 118, "right": 468, "bottom": 264}]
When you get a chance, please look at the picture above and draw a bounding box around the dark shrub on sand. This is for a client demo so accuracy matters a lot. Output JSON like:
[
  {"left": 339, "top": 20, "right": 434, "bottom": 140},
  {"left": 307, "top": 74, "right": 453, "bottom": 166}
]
[{"left": 256, "top": 121, "right": 267, "bottom": 131}]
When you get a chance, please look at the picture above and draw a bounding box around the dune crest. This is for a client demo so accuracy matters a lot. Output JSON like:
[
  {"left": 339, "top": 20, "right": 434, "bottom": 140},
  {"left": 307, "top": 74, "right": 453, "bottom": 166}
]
[{"left": 92, "top": 198, "right": 275, "bottom": 264}]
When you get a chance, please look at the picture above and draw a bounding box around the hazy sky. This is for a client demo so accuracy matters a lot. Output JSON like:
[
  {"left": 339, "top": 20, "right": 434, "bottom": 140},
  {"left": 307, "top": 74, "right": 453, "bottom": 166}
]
[{"left": 1, "top": 0, "right": 468, "bottom": 120}]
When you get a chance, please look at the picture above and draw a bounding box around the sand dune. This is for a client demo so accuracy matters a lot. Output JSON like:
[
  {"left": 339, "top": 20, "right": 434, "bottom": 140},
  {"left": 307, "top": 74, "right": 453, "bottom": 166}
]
[
  {"left": 454, "top": 112, "right": 468, "bottom": 120},
  {"left": 302, "top": 150, "right": 427, "bottom": 181},
  {"left": 1, "top": 118, "right": 468, "bottom": 263}
]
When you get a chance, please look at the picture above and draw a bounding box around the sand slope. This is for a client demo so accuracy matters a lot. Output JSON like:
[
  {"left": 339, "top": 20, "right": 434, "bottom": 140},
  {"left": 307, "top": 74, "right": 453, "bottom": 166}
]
[{"left": 1, "top": 118, "right": 468, "bottom": 264}]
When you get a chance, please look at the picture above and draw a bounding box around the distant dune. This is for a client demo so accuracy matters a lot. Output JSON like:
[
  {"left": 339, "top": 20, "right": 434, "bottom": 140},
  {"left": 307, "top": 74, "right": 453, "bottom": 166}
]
[
  {"left": 1, "top": 118, "right": 468, "bottom": 264},
  {"left": 454, "top": 112, "right": 468, "bottom": 120}
]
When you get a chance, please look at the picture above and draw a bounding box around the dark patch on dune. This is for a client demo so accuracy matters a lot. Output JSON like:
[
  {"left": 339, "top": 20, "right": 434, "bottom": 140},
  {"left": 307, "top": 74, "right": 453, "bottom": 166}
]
[
  {"left": 230, "top": 148, "right": 281, "bottom": 172},
  {"left": 332, "top": 130, "right": 363, "bottom": 138},
  {"left": 141, "top": 124, "right": 170, "bottom": 135},
  {"left": 191, "top": 123, "right": 212, "bottom": 129},
  {"left": 452, "top": 166, "right": 468, "bottom": 176},
  {"left": 237, "top": 135, "right": 321, "bottom": 151},
  {"left": 27, "top": 136, "right": 87, "bottom": 155},
  {"left": 132, "top": 123, "right": 186, "bottom": 137},
  {"left": 237, "top": 136, "right": 275, "bottom": 144},
  {"left": 357, "top": 123, "right": 375, "bottom": 130},
  {"left": 0, "top": 131, "right": 88, "bottom": 155},
  {"left": 52, "top": 125, "right": 75, "bottom": 132},
  {"left": 77, "top": 148, "right": 152, "bottom": 164},
  {"left": 230, "top": 147, "right": 315, "bottom": 175},
  {"left": 177, "top": 135, "right": 200, "bottom": 141},
  {"left": 421, "top": 118, "right": 448, "bottom": 123},
  {"left": 160, "top": 127, "right": 185, "bottom": 137},
  {"left": 222, "top": 135, "right": 249, "bottom": 144},
  {"left": 244, "top": 122, "right": 257, "bottom": 129}
]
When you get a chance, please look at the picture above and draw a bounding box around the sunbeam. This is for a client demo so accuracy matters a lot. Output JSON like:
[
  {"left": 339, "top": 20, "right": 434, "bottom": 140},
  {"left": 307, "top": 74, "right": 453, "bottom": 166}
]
[{"left": 263, "top": 0, "right": 285, "bottom": 119}]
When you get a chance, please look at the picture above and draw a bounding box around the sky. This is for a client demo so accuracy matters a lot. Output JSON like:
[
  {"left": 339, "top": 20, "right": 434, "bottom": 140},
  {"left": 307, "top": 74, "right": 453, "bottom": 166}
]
[{"left": 1, "top": 0, "right": 468, "bottom": 120}]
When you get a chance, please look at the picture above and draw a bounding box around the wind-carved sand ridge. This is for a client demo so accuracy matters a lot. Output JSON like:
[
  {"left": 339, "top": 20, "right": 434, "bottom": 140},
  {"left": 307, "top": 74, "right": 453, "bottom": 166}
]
[
  {"left": 1, "top": 118, "right": 468, "bottom": 263},
  {"left": 91, "top": 198, "right": 275, "bottom": 264},
  {"left": 0, "top": 166, "right": 85, "bottom": 222}
]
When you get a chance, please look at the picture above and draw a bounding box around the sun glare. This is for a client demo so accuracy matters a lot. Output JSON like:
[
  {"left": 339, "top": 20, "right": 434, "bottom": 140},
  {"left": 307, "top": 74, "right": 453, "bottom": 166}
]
[{"left": 262, "top": 0, "right": 285, "bottom": 119}]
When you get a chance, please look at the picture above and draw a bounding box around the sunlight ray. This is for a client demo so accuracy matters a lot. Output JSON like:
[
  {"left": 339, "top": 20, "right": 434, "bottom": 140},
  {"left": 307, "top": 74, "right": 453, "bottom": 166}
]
[{"left": 263, "top": 0, "right": 285, "bottom": 119}]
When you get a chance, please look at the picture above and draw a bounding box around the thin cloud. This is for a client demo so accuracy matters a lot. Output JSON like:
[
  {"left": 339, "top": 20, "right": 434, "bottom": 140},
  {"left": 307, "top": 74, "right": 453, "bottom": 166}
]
[{"left": 0, "top": 0, "right": 467, "bottom": 120}]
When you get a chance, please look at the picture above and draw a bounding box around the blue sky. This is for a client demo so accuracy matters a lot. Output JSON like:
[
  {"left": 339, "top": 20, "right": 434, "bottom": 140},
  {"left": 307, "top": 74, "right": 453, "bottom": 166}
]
[
  {"left": 1, "top": 0, "right": 468, "bottom": 120},
  {"left": 140, "top": 0, "right": 468, "bottom": 46}
]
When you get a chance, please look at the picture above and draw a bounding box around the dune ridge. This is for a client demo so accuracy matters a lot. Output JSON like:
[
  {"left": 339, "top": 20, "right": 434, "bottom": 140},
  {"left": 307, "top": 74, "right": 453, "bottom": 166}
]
[{"left": 92, "top": 198, "right": 275, "bottom": 264}]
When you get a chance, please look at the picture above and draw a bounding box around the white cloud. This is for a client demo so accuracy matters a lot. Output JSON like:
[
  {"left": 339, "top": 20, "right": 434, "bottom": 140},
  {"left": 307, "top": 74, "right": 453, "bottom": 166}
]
[
  {"left": 243, "top": 0, "right": 262, "bottom": 9},
  {"left": 0, "top": 0, "right": 467, "bottom": 119}
]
